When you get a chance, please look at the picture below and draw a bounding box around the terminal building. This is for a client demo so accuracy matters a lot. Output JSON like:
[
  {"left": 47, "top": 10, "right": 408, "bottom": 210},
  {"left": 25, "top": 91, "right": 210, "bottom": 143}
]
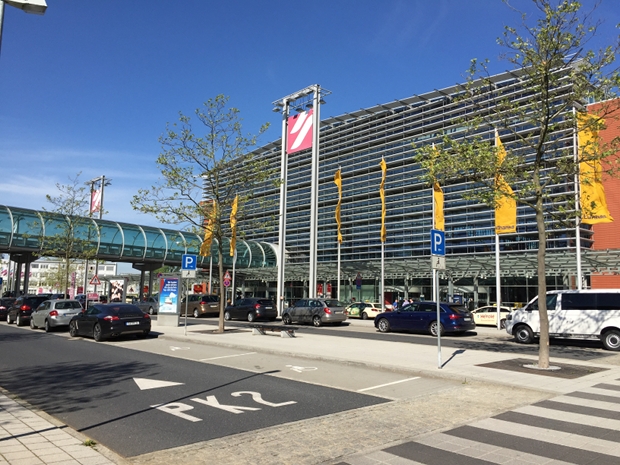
[{"left": 232, "top": 67, "right": 620, "bottom": 307}]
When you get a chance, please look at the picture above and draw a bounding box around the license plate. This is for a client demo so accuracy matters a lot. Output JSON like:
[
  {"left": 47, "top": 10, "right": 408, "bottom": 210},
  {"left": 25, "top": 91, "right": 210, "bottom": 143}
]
[
  {"left": 62, "top": 312, "right": 77, "bottom": 317},
  {"left": 126, "top": 321, "right": 140, "bottom": 326},
  {"left": 464, "top": 317, "right": 471, "bottom": 321},
  {"left": 265, "top": 307, "right": 272, "bottom": 310}
]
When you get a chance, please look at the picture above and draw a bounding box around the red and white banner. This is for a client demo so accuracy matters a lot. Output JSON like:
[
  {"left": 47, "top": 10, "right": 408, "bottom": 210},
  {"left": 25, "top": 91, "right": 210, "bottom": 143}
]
[
  {"left": 90, "top": 189, "right": 102, "bottom": 214},
  {"left": 287, "top": 109, "right": 313, "bottom": 154}
]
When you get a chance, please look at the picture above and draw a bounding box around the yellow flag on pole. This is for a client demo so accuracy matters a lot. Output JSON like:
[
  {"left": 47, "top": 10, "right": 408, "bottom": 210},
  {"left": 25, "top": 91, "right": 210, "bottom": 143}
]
[
  {"left": 431, "top": 144, "right": 444, "bottom": 231},
  {"left": 494, "top": 130, "right": 517, "bottom": 234},
  {"left": 334, "top": 169, "right": 343, "bottom": 244},
  {"left": 379, "top": 158, "right": 387, "bottom": 242},
  {"left": 229, "top": 195, "right": 238, "bottom": 256},
  {"left": 199, "top": 200, "right": 216, "bottom": 257},
  {"left": 578, "top": 113, "right": 613, "bottom": 224}
]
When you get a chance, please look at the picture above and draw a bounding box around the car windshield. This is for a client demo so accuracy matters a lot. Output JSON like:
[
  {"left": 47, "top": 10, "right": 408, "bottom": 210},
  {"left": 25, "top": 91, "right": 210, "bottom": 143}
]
[
  {"left": 257, "top": 300, "right": 273, "bottom": 305},
  {"left": 447, "top": 305, "right": 468, "bottom": 314},
  {"left": 201, "top": 296, "right": 219, "bottom": 302},
  {"left": 323, "top": 300, "right": 347, "bottom": 307}
]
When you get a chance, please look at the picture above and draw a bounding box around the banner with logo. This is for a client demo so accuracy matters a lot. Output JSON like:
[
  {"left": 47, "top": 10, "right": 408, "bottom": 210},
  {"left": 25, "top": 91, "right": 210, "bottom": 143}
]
[
  {"left": 287, "top": 109, "right": 313, "bottom": 154},
  {"left": 159, "top": 277, "right": 179, "bottom": 314}
]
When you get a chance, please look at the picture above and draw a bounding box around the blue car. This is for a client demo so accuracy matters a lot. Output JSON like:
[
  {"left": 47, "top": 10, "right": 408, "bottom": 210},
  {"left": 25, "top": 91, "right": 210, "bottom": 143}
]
[{"left": 374, "top": 301, "right": 475, "bottom": 336}]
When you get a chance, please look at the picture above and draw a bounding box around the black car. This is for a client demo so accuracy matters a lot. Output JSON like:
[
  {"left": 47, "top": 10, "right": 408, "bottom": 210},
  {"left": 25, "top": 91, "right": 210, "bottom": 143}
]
[
  {"left": 224, "top": 298, "right": 277, "bottom": 322},
  {"left": 374, "top": 301, "right": 475, "bottom": 336},
  {"left": 69, "top": 303, "right": 151, "bottom": 342},
  {"left": 6, "top": 295, "right": 51, "bottom": 326},
  {"left": 0, "top": 297, "right": 16, "bottom": 320}
]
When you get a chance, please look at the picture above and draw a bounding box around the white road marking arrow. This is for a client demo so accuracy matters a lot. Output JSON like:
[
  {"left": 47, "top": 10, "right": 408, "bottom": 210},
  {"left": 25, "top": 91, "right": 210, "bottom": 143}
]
[
  {"left": 286, "top": 365, "right": 318, "bottom": 373},
  {"left": 134, "top": 378, "right": 185, "bottom": 390},
  {"left": 170, "top": 346, "right": 190, "bottom": 351}
]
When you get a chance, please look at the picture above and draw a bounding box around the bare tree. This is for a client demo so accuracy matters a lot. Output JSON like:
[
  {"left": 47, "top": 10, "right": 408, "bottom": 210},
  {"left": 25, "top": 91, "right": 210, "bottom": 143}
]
[{"left": 132, "top": 95, "right": 276, "bottom": 333}]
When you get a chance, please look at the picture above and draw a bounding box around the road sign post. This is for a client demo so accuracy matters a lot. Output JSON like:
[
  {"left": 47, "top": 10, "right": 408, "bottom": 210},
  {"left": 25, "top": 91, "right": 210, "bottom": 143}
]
[{"left": 181, "top": 255, "right": 197, "bottom": 335}]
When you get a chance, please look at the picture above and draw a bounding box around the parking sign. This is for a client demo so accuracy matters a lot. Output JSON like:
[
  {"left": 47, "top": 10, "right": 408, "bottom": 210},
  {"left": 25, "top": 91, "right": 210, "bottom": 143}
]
[
  {"left": 430, "top": 229, "right": 445, "bottom": 256},
  {"left": 182, "top": 254, "right": 197, "bottom": 270}
]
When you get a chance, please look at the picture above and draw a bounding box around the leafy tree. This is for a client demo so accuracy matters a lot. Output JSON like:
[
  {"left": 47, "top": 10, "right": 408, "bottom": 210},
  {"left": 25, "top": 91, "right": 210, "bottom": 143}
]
[
  {"left": 131, "top": 95, "right": 274, "bottom": 333},
  {"left": 38, "top": 173, "right": 98, "bottom": 297},
  {"left": 415, "top": 0, "right": 620, "bottom": 368}
]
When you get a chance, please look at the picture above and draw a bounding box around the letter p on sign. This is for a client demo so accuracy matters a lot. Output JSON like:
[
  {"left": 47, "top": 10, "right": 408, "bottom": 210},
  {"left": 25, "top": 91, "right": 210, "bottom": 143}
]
[
  {"left": 182, "top": 254, "right": 197, "bottom": 270},
  {"left": 430, "top": 229, "right": 445, "bottom": 256}
]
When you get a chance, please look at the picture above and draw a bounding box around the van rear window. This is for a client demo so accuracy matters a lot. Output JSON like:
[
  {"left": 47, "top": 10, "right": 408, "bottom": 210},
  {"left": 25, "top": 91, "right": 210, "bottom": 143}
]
[{"left": 562, "top": 293, "right": 620, "bottom": 311}]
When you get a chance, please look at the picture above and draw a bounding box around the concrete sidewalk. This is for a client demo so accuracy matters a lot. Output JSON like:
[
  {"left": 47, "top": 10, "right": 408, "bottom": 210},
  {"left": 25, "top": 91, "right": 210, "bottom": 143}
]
[
  {"left": 155, "top": 320, "right": 620, "bottom": 395},
  {"left": 2, "top": 321, "right": 620, "bottom": 465}
]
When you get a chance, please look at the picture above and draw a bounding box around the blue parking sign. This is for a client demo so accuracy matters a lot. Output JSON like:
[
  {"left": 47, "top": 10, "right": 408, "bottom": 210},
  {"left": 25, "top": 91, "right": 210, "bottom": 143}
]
[
  {"left": 182, "top": 254, "right": 197, "bottom": 270},
  {"left": 430, "top": 229, "right": 445, "bottom": 256}
]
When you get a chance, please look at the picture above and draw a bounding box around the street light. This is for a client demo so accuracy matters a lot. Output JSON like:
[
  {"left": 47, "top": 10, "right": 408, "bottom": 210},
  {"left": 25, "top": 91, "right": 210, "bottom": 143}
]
[
  {"left": 84, "top": 175, "right": 111, "bottom": 296},
  {"left": 0, "top": 0, "right": 47, "bottom": 56},
  {"left": 272, "top": 85, "right": 331, "bottom": 311}
]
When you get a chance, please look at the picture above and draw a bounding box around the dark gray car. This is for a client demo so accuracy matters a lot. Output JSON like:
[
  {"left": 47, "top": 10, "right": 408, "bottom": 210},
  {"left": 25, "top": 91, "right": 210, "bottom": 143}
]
[{"left": 282, "top": 299, "right": 348, "bottom": 327}]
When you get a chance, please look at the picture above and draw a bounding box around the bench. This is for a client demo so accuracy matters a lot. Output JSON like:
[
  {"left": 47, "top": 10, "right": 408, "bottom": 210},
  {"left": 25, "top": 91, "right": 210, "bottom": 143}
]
[{"left": 250, "top": 324, "right": 298, "bottom": 338}]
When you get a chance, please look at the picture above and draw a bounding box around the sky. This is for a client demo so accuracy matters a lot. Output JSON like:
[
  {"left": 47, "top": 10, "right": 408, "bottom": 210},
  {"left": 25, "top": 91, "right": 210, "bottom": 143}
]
[{"left": 1, "top": 0, "right": 619, "bottom": 231}]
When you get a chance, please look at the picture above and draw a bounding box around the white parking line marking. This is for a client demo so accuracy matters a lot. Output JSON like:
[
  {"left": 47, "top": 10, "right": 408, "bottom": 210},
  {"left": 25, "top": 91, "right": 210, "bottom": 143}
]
[
  {"left": 199, "top": 352, "right": 257, "bottom": 361},
  {"left": 357, "top": 377, "right": 420, "bottom": 392}
]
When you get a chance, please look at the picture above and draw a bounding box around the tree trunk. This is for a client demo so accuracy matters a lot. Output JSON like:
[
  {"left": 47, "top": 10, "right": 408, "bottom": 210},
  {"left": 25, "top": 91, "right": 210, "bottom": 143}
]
[{"left": 535, "top": 196, "right": 550, "bottom": 369}]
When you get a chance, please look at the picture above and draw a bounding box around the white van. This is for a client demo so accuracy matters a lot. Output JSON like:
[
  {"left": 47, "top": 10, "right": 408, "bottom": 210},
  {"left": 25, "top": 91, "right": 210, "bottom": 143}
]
[{"left": 505, "top": 290, "right": 620, "bottom": 351}]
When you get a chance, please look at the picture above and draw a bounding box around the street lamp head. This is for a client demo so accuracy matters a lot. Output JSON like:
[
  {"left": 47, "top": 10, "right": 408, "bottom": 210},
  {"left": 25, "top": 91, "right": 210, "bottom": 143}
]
[
  {"left": 272, "top": 105, "right": 282, "bottom": 113},
  {"left": 5, "top": 0, "right": 47, "bottom": 15}
]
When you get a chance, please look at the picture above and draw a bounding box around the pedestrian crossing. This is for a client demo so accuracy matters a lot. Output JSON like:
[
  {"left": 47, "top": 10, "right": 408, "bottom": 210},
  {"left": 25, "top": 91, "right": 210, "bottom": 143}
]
[{"left": 341, "top": 380, "right": 620, "bottom": 465}]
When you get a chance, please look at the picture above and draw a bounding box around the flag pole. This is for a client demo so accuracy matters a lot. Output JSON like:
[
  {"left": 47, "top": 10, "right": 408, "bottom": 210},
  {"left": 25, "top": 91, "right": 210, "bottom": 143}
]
[
  {"left": 431, "top": 144, "right": 441, "bottom": 369},
  {"left": 573, "top": 107, "right": 583, "bottom": 290}
]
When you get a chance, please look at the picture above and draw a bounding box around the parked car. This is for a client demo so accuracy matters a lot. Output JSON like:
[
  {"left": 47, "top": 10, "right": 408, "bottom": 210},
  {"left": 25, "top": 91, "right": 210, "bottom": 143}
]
[
  {"left": 135, "top": 296, "right": 159, "bottom": 315},
  {"left": 6, "top": 295, "right": 51, "bottom": 326},
  {"left": 30, "top": 299, "right": 83, "bottom": 332},
  {"left": 181, "top": 294, "right": 220, "bottom": 318},
  {"left": 282, "top": 299, "right": 348, "bottom": 327},
  {"left": 471, "top": 305, "right": 513, "bottom": 329},
  {"left": 224, "top": 298, "right": 277, "bottom": 322},
  {"left": 346, "top": 302, "right": 384, "bottom": 320},
  {"left": 374, "top": 301, "right": 475, "bottom": 336},
  {"left": 506, "top": 290, "right": 620, "bottom": 351},
  {"left": 0, "top": 297, "right": 16, "bottom": 320},
  {"left": 69, "top": 303, "right": 151, "bottom": 342}
]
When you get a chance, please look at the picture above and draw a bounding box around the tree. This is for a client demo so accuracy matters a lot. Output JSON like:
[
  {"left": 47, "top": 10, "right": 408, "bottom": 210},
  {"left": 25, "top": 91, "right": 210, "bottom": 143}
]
[
  {"left": 131, "top": 95, "right": 275, "bottom": 333},
  {"left": 414, "top": 0, "right": 620, "bottom": 368},
  {"left": 38, "top": 173, "right": 97, "bottom": 297}
]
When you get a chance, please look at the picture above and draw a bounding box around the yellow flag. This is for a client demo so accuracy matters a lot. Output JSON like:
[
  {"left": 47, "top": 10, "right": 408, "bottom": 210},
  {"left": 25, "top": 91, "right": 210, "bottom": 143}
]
[
  {"left": 230, "top": 195, "right": 238, "bottom": 256},
  {"left": 334, "top": 169, "right": 343, "bottom": 244},
  {"left": 578, "top": 113, "right": 613, "bottom": 224},
  {"left": 199, "top": 200, "right": 216, "bottom": 257},
  {"left": 495, "top": 130, "right": 517, "bottom": 234},
  {"left": 379, "top": 158, "right": 387, "bottom": 242},
  {"left": 431, "top": 144, "right": 444, "bottom": 231}
]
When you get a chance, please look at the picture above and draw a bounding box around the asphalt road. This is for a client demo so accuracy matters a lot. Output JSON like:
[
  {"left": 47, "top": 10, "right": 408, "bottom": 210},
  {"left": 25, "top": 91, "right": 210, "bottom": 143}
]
[{"left": 0, "top": 323, "right": 422, "bottom": 458}]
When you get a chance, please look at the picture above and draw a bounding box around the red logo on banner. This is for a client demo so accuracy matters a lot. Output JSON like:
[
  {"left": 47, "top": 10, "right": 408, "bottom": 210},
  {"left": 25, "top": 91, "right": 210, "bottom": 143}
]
[{"left": 287, "top": 109, "right": 313, "bottom": 153}]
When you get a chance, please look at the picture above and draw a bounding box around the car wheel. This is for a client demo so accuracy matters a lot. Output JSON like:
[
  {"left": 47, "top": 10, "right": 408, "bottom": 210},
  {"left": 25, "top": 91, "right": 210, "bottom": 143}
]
[
  {"left": 224, "top": 311, "right": 231, "bottom": 321},
  {"left": 148, "top": 307, "right": 155, "bottom": 315},
  {"left": 312, "top": 316, "right": 322, "bottom": 327},
  {"left": 514, "top": 325, "right": 534, "bottom": 344},
  {"left": 44, "top": 320, "right": 52, "bottom": 333},
  {"left": 192, "top": 309, "right": 199, "bottom": 318},
  {"left": 282, "top": 314, "right": 292, "bottom": 325},
  {"left": 377, "top": 318, "right": 390, "bottom": 333},
  {"left": 15, "top": 314, "right": 22, "bottom": 327},
  {"left": 30, "top": 318, "right": 36, "bottom": 329},
  {"left": 93, "top": 324, "right": 104, "bottom": 342},
  {"left": 500, "top": 319, "right": 506, "bottom": 330},
  {"left": 69, "top": 321, "right": 78, "bottom": 337},
  {"left": 429, "top": 321, "right": 444, "bottom": 337},
  {"left": 602, "top": 330, "right": 620, "bottom": 351},
  {"left": 6, "top": 313, "right": 12, "bottom": 324},
  {"left": 247, "top": 312, "right": 255, "bottom": 322},
  {"left": 361, "top": 312, "right": 368, "bottom": 320}
]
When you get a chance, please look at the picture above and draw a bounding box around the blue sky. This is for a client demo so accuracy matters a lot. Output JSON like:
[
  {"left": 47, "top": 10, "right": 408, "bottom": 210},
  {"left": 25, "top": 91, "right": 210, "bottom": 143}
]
[{"left": 1, "top": 0, "right": 618, "bottom": 229}]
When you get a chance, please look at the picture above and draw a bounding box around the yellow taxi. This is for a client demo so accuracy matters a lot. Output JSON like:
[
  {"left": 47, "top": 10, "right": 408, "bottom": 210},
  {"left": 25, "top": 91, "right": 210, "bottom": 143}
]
[{"left": 471, "top": 305, "right": 513, "bottom": 329}]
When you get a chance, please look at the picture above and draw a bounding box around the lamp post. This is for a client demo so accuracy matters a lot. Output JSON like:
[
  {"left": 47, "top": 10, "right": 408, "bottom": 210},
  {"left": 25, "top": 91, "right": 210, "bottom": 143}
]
[
  {"left": 272, "top": 85, "right": 331, "bottom": 311},
  {"left": 85, "top": 175, "right": 111, "bottom": 297},
  {"left": 0, "top": 0, "right": 47, "bottom": 56}
]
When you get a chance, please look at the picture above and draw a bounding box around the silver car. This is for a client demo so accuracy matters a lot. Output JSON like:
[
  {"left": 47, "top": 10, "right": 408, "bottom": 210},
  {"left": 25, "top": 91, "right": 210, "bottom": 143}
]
[
  {"left": 30, "top": 299, "right": 83, "bottom": 332},
  {"left": 282, "top": 299, "right": 348, "bottom": 327}
]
